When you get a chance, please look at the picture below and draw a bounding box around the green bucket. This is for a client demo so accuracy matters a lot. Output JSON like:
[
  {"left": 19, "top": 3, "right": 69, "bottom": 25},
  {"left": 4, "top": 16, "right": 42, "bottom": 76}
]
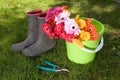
[{"left": 66, "top": 18, "right": 104, "bottom": 64}]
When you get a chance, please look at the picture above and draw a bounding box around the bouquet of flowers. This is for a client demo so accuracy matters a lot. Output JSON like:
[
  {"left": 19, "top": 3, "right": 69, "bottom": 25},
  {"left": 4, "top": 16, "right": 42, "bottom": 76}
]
[{"left": 42, "top": 6, "right": 99, "bottom": 48}]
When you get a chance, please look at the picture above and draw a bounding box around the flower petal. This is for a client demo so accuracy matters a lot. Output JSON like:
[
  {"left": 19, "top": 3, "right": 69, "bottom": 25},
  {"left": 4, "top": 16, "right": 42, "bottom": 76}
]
[
  {"left": 80, "top": 31, "right": 90, "bottom": 41},
  {"left": 72, "top": 39, "right": 84, "bottom": 48},
  {"left": 90, "top": 32, "right": 99, "bottom": 40},
  {"left": 65, "top": 34, "right": 76, "bottom": 43},
  {"left": 64, "top": 19, "right": 80, "bottom": 35},
  {"left": 42, "top": 23, "right": 54, "bottom": 38}
]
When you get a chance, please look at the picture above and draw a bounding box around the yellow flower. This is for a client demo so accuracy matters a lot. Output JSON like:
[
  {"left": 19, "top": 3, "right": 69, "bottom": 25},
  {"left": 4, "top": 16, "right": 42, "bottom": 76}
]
[
  {"left": 75, "top": 15, "right": 86, "bottom": 29},
  {"left": 72, "top": 39, "right": 84, "bottom": 48},
  {"left": 79, "top": 19, "right": 86, "bottom": 29},
  {"left": 80, "top": 31, "right": 90, "bottom": 41},
  {"left": 75, "top": 15, "right": 80, "bottom": 24}
]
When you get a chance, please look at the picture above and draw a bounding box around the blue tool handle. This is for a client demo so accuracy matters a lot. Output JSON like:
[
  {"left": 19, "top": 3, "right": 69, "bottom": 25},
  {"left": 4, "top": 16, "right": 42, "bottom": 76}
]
[
  {"left": 45, "top": 60, "right": 57, "bottom": 67},
  {"left": 37, "top": 66, "right": 56, "bottom": 72}
]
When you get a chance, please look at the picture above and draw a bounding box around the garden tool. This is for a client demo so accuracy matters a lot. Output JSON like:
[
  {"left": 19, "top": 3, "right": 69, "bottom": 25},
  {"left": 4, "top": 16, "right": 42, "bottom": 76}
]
[
  {"left": 22, "top": 13, "right": 56, "bottom": 57},
  {"left": 11, "top": 10, "right": 42, "bottom": 51},
  {"left": 37, "top": 60, "right": 70, "bottom": 74}
]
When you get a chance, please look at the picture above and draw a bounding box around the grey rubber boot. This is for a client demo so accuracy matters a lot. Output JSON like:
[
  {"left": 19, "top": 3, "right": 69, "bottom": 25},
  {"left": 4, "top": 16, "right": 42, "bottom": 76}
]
[
  {"left": 22, "top": 13, "right": 56, "bottom": 57},
  {"left": 11, "top": 10, "right": 42, "bottom": 51}
]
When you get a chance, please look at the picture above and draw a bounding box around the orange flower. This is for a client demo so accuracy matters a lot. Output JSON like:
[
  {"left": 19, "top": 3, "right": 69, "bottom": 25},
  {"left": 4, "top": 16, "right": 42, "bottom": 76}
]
[
  {"left": 72, "top": 39, "right": 84, "bottom": 48},
  {"left": 79, "top": 19, "right": 86, "bottom": 29},
  {"left": 62, "top": 5, "right": 68, "bottom": 10},
  {"left": 75, "top": 15, "right": 86, "bottom": 29},
  {"left": 84, "top": 24, "right": 96, "bottom": 34},
  {"left": 75, "top": 15, "right": 80, "bottom": 24},
  {"left": 80, "top": 30, "right": 90, "bottom": 41},
  {"left": 90, "top": 32, "right": 99, "bottom": 40},
  {"left": 85, "top": 18, "right": 91, "bottom": 25}
]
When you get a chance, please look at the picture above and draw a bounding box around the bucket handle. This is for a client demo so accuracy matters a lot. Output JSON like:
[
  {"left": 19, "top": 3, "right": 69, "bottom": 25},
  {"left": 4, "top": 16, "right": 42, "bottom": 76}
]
[{"left": 82, "top": 36, "right": 104, "bottom": 53}]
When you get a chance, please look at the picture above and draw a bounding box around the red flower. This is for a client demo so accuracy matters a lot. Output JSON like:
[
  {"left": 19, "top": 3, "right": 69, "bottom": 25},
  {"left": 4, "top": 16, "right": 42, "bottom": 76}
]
[
  {"left": 47, "top": 17, "right": 56, "bottom": 26},
  {"left": 42, "top": 23, "right": 54, "bottom": 38},
  {"left": 90, "top": 32, "right": 99, "bottom": 40},
  {"left": 54, "top": 23, "right": 64, "bottom": 35},
  {"left": 53, "top": 34, "right": 59, "bottom": 39},
  {"left": 59, "top": 31, "right": 66, "bottom": 39},
  {"left": 65, "top": 34, "right": 76, "bottom": 43},
  {"left": 53, "top": 22, "right": 67, "bottom": 39}
]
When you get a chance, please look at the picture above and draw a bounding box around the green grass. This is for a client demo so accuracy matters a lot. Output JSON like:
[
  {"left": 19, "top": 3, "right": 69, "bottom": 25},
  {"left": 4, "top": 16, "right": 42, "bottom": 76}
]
[{"left": 0, "top": 0, "right": 120, "bottom": 80}]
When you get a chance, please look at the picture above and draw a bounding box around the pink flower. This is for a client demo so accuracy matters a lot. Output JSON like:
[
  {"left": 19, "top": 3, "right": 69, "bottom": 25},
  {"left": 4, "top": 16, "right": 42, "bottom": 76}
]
[
  {"left": 55, "top": 11, "right": 70, "bottom": 24},
  {"left": 64, "top": 19, "right": 81, "bottom": 35},
  {"left": 65, "top": 34, "right": 76, "bottom": 43},
  {"left": 42, "top": 23, "right": 54, "bottom": 38},
  {"left": 52, "top": 7, "right": 63, "bottom": 15},
  {"left": 45, "top": 7, "right": 62, "bottom": 26}
]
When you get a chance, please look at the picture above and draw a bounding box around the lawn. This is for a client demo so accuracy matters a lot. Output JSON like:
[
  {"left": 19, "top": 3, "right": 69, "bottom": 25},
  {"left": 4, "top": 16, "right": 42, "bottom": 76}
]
[{"left": 0, "top": 0, "right": 120, "bottom": 80}]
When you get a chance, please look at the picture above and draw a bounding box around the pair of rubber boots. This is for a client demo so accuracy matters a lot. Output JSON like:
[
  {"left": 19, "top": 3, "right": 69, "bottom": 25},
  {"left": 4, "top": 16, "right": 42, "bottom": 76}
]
[{"left": 11, "top": 10, "right": 55, "bottom": 57}]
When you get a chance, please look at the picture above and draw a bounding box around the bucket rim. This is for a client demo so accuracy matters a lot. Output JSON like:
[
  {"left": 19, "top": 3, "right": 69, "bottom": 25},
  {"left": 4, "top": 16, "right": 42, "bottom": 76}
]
[
  {"left": 81, "top": 17, "right": 104, "bottom": 35},
  {"left": 91, "top": 18, "right": 104, "bottom": 35}
]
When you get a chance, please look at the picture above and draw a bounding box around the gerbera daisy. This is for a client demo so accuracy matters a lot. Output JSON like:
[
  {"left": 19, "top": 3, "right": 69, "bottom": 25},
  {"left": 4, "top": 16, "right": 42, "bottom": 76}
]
[
  {"left": 90, "top": 31, "right": 99, "bottom": 40},
  {"left": 45, "top": 7, "right": 63, "bottom": 26},
  {"left": 64, "top": 19, "right": 81, "bottom": 35},
  {"left": 80, "top": 30, "right": 90, "bottom": 41},
  {"left": 65, "top": 34, "right": 76, "bottom": 43},
  {"left": 42, "top": 23, "right": 54, "bottom": 38},
  {"left": 55, "top": 11, "right": 70, "bottom": 24},
  {"left": 84, "top": 24, "right": 96, "bottom": 34},
  {"left": 54, "top": 22, "right": 64, "bottom": 35}
]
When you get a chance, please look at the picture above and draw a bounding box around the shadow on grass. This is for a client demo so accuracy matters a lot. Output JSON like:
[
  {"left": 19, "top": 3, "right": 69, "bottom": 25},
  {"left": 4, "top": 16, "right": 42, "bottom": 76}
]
[
  {"left": 49, "top": 0, "right": 120, "bottom": 29},
  {"left": 49, "top": 0, "right": 89, "bottom": 16},
  {"left": 86, "top": 0, "right": 120, "bottom": 29}
]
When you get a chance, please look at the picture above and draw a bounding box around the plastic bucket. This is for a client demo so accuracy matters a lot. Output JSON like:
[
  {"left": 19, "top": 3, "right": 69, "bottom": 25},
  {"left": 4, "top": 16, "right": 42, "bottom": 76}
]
[{"left": 66, "top": 18, "right": 104, "bottom": 64}]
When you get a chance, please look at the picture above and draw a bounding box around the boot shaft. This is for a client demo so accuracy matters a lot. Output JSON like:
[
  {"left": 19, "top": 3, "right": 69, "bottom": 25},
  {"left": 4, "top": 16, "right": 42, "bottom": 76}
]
[
  {"left": 27, "top": 10, "right": 42, "bottom": 31},
  {"left": 38, "top": 12, "right": 46, "bottom": 33},
  {"left": 26, "top": 10, "right": 42, "bottom": 39}
]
